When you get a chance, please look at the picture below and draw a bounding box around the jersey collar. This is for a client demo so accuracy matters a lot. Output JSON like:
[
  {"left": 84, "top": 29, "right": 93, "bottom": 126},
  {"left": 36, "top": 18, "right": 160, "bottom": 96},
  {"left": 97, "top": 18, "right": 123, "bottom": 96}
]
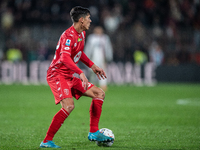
[{"left": 71, "top": 25, "right": 82, "bottom": 36}]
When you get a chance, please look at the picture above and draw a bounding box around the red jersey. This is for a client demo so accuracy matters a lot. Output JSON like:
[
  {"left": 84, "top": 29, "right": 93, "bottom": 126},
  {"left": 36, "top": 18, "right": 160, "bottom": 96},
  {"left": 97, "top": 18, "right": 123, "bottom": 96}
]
[{"left": 47, "top": 25, "right": 94, "bottom": 78}]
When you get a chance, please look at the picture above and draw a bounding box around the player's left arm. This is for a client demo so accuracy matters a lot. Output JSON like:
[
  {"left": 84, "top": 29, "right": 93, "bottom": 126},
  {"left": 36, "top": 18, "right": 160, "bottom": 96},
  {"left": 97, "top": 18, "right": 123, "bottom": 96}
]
[
  {"left": 80, "top": 52, "right": 106, "bottom": 80},
  {"left": 80, "top": 51, "right": 94, "bottom": 68},
  {"left": 91, "top": 64, "right": 107, "bottom": 80}
]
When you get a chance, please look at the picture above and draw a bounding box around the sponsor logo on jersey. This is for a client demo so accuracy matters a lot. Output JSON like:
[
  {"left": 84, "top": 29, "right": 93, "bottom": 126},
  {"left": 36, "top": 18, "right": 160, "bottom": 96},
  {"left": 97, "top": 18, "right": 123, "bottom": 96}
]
[
  {"left": 74, "top": 51, "right": 82, "bottom": 63},
  {"left": 78, "top": 38, "right": 82, "bottom": 42},
  {"left": 65, "top": 39, "right": 71, "bottom": 46}
]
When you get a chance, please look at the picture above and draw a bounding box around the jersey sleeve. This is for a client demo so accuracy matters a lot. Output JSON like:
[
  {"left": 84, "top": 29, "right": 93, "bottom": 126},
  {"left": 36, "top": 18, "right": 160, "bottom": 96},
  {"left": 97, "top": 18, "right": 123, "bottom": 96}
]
[
  {"left": 60, "top": 35, "right": 73, "bottom": 56},
  {"left": 60, "top": 54, "right": 83, "bottom": 75},
  {"left": 80, "top": 52, "right": 94, "bottom": 68}
]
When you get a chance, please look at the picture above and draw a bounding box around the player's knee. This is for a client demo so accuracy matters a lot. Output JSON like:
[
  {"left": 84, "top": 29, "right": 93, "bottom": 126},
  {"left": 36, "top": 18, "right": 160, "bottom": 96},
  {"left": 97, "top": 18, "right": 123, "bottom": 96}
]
[
  {"left": 62, "top": 103, "right": 75, "bottom": 113},
  {"left": 60, "top": 98, "right": 75, "bottom": 113},
  {"left": 102, "top": 91, "right": 105, "bottom": 99},
  {"left": 65, "top": 104, "right": 75, "bottom": 113},
  {"left": 68, "top": 104, "right": 75, "bottom": 111},
  {"left": 98, "top": 88, "right": 105, "bottom": 99}
]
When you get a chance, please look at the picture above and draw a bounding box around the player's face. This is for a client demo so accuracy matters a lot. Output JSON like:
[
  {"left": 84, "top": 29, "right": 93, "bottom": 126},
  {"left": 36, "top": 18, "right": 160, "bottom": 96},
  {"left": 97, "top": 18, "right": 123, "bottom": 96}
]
[{"left": 82, "top": 15, "right": 92, "bottom": 30}]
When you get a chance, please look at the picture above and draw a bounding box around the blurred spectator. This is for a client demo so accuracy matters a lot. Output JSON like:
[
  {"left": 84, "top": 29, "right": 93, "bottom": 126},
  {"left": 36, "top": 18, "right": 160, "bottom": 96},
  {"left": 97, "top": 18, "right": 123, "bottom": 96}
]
[
  {"left": 102, "top": 4, "right": 123, "bottom": 33},
  {"left": 0, "top": 0, "right": 200, "bottom": 65},
  {"left": 132, "top": 21, "right": 146, "bottom": 45},
  {"left": 133, "top": 48, "right": 148, "bottom": 65},
  {"left": 169, "top": 0, "right": 181, "bottom": 23},
  {"left": 84, "top": 26, "right": 113, "bottom": 91},
  {"left": 6, "top": 48, "right": 22, "bottom": 62},
  {"left": 165, "top": 19, "right": 179, "bottom": 63},
  {"left": 0, "top": 49, "right": 3, "bottom": 60},
  {"left": 152, "top": 16, "right": 163, "bottom": 38},
  {"left": 176, "top": 48, "right": 191, "bottom": 64},
  {"left": 149, "top": 41, "right": 164, "bottom": 66},
  {"left": 193, "top": 10, "right": 200, "bottom": 52},
  {"left": 37, "top": 40, "right": 48, "bottom": 61},
  {"left": 195, "top": 53, "right": 200, "bottom": 65},
  {"left": 89, "top": 6, "right": 99, "bottom": 25},
  {"left": 1, "top": 8, "right": 14, "bottom": 30}
]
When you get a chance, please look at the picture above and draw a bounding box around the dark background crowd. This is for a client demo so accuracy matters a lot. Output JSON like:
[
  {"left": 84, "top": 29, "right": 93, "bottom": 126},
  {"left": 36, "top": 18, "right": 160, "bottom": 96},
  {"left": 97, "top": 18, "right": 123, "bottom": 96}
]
[{"left": 0, "top": 0, "right": 200, "bottom": 65}]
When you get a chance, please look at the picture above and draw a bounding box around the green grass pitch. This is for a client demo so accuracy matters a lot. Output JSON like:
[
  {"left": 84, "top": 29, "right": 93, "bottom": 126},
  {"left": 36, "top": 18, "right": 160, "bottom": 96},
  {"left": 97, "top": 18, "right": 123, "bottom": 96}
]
[{"left": 0, "top": 83, "right": 200, "bottom": 150}]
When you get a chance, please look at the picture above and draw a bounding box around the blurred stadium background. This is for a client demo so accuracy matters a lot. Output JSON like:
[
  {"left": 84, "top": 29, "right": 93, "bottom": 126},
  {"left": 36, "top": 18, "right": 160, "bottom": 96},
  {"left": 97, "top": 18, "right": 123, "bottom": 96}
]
[
  {"left": 0, "top": 1, "right": 200, "bottom": 149},
  {"left": 0, "top": 0, "right": 200, "bottom": 84}
]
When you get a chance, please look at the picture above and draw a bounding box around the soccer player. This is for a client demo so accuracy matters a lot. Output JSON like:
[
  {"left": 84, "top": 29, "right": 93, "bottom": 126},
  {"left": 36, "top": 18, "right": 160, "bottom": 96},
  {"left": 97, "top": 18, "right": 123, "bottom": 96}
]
[
  {"left": 84, "top": 26, "right": 113, "bottom": 91},
  {"left": 39, "top": 6, "right": 114, "bottom": 148}
]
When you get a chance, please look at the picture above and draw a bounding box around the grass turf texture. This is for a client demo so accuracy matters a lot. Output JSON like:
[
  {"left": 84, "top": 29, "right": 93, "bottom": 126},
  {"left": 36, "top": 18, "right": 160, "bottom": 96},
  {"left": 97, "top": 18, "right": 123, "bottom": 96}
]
[{"left": 0, "top": 83, "right": 200, "bottom": 150}]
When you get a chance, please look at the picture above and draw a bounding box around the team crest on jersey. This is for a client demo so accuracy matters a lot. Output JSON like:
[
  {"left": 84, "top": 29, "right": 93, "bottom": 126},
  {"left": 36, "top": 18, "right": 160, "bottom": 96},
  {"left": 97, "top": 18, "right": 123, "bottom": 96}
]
[
  {"left": 64, "top": 89, "right": 69, "bottom": 95},
  {"left": 65, "top": 39, "right": 71, "bottom": 46}
]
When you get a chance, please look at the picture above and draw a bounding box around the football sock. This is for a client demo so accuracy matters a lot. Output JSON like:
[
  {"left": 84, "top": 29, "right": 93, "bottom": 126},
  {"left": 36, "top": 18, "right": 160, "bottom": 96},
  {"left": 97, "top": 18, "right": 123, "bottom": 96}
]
[
  {"left": 43, "top": 108, "right": 69, "bottom": 143},
  {"left": 89, "top": 98, "right": 104, "bottom": 133}
]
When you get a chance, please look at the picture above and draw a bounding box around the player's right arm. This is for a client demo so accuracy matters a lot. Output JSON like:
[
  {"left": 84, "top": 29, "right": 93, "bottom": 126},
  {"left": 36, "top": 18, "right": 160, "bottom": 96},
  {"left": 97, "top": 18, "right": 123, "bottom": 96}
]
[{"left": 59, "top": 34, "right": 88, "bottom": 90}]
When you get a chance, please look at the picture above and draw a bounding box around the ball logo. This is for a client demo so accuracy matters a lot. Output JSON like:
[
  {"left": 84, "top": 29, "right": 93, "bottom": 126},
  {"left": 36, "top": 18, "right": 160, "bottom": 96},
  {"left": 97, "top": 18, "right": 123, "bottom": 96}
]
[
  {"left": 74, "top": 51, "right": 82, "bottom": 63},
  {"left": 64, "top": 89, "right": 69, "bottom": 95}
]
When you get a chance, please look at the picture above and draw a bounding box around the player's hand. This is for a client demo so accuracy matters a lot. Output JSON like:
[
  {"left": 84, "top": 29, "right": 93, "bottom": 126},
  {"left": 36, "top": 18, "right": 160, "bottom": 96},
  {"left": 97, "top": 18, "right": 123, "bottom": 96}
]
[
  {"left": 79, "top": 73, "right": 88, "bottom": 90},
  {"left": 91, "top": 64, "right": 107, "bottom": 80}
]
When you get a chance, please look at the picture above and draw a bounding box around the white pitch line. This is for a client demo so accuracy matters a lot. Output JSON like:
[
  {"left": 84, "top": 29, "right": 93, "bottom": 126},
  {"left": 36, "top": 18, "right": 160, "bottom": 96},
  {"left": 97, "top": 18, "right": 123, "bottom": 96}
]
[{"left": 176, "top": 98, "right": 200, "bottom": 106}]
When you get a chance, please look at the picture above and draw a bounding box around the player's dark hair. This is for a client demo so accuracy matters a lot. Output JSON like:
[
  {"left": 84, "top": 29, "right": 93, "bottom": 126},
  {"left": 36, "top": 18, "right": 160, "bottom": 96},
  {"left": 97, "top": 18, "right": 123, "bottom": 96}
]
[{"left": 70, "top": 6, "right": 90, "bottom": 22}]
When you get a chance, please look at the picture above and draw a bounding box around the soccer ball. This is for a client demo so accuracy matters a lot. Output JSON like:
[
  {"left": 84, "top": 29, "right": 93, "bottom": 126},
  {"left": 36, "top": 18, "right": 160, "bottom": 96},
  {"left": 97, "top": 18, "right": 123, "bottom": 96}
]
[{"left": 95, "top": 128, "right": 115, "bottom": 147}]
